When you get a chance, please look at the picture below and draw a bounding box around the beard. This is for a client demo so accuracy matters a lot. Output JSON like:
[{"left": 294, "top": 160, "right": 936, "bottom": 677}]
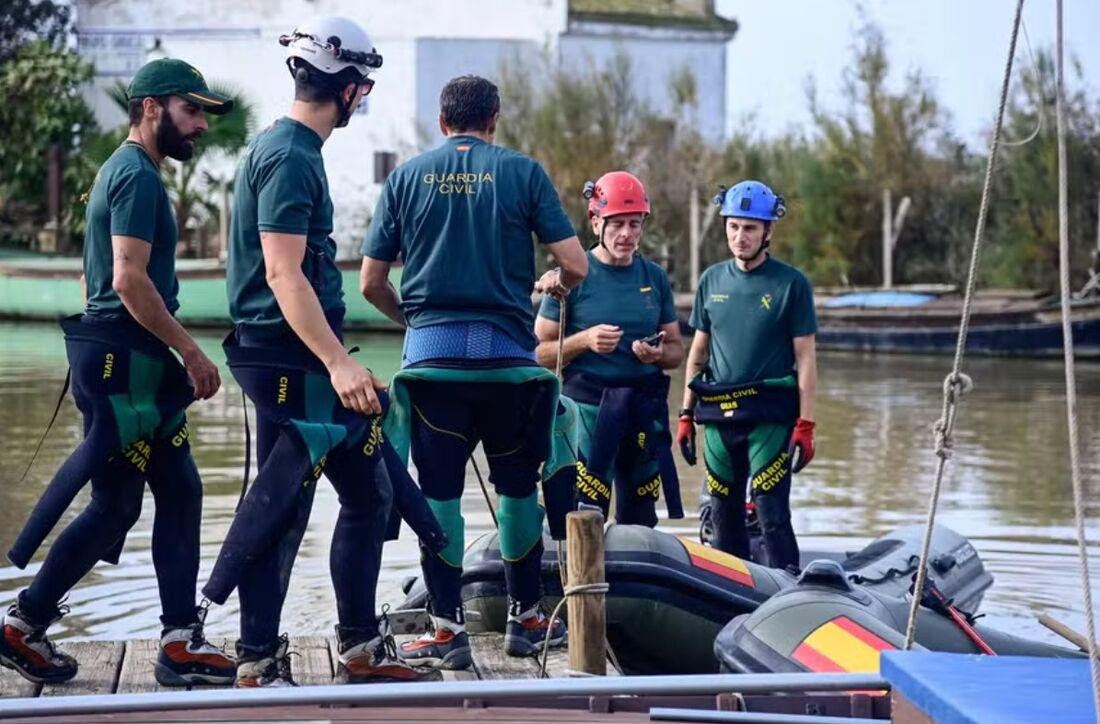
[{"left": 155, "top": 110, "right": 198, "bottom": 161}]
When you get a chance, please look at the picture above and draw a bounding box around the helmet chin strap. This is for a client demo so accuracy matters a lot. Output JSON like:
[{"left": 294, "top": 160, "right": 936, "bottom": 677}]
[
  {"left": 334, "top": 84, "right": 357, "bottom": 128},
  {"left": 739, "top": 236, "right": 770, "bottom": 263}
]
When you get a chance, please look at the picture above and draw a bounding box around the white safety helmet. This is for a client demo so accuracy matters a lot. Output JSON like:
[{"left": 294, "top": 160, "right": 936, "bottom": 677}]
[{"left": 279, "top": 15, "right": 382, "bottom": 82}]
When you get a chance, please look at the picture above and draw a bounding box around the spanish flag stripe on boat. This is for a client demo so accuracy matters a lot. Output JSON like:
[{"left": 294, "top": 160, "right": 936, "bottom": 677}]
[
  {"left": 679, "top": 538, "right": 755, "bottom": 588},
  {"left": 792, "top": 616, "right": 895, "bottom": 673}
]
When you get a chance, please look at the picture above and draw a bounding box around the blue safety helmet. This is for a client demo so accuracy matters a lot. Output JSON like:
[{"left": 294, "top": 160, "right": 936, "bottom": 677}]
[{"left": 713, "top": 180, "right": 786, "bottom": 222}]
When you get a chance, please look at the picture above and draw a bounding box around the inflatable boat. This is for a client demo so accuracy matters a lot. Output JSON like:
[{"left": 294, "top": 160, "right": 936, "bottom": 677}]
[
  {"left": 399, "top": 523, "right": 993, "bottom": 673},
  {"left": 714, "top": 557, "right": 1083, "bottom": 676}
]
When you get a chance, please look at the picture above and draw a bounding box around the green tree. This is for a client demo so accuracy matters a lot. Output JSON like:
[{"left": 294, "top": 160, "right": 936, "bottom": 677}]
[
  {"left": 985, "top": 50, "right": 1100, "bottom": 291},
  {"left": 497, "top": 50, "right": 722, "bottom": 285},
  {"left": 777, "top": 20, "right": 970, "bottom": 286},
  {"left": 0, "top": 0, "right": 70, "bottom": 61},
  {"left": 0, "top": 40, "right": 99, "bottom": 247}
]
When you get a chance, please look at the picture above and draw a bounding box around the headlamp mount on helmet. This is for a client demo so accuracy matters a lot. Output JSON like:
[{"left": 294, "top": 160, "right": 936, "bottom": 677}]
[
  {"left": 280, "top": 17, "right": 382, "bottom": 129},
  {"left": 278, "top": 31, "right": 383, "bottom": 77}
]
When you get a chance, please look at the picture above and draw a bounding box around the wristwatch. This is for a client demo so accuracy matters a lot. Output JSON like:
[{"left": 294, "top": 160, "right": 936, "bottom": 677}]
[{"left": 678, "top": 407, "right": 694, "bottom": 420}]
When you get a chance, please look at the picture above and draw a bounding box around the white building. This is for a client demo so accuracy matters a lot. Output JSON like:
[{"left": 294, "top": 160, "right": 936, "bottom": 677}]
[{"left": 75, "top": 0, "right": 736, "bottom": 255}]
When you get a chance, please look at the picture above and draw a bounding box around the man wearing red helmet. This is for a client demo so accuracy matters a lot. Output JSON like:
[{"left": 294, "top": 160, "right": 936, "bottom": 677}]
[
  {"left": 536, "top": 171, "right": 685, "bottom": 526},
  {"left": 676, "top": 180, "right": 817, "bottom": 571}
]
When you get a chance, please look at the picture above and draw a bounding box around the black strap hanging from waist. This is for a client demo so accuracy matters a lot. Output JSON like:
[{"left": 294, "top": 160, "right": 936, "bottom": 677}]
[
  {"left": 19, "top": 368, "right": 72, "bottom": 483},
  {"left": 235, "top": 388, "right": 252, "bottom": 512}
]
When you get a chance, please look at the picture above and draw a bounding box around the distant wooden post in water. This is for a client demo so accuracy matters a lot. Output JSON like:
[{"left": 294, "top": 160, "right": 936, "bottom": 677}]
[{"left": 566, "top": 509, "right": 606, "bottom": 676}]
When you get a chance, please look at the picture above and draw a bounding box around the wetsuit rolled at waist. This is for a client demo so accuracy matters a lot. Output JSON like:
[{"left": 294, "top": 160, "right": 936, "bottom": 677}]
[
  {"left": 691, "top": 373, "right": 800, "bottom": 568},
  {"left": 202, "top": 313, "right": 446, "bottom": 608},
  {"left": 384, "top": 320, "right": 570, "bottom": 624},
  {"left": 563, "top": 370, "right": 683, "bottom": 526},
  {"left": 9, "top": 314, "right": 196, "bottom": 569}
]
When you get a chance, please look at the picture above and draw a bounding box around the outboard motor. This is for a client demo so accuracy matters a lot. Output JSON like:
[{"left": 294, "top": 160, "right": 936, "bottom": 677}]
[{"left": 715, "top": 557, "right": 1082, "bottom": 676}]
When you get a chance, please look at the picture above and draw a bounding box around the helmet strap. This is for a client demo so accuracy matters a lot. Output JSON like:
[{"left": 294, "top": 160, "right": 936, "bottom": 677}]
[
  {"left": 334, "top": 81, "right": 359, "bottom": 128},
  {"left": 742, "top": 224, "right": 771, "bottom": 262}
]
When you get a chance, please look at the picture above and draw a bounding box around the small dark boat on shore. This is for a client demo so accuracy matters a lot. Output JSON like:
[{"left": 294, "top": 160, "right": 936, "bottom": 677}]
[{"left": 813, "top": 288, "right": 1100, "bottom": 358}]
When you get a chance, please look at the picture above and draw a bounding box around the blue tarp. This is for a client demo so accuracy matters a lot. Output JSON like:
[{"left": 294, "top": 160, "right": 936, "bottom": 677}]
[
  {"left": 881, "top": 651, "right": 1096, "bottom": 724},
  {"left": 823, "top": 291, "right": 936, "bottom": 308}
]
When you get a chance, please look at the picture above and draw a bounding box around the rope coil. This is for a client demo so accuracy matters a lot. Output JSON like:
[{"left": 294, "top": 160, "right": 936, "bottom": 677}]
[{"left": 538, "top": 581, "right": 611, "bottom": 679}]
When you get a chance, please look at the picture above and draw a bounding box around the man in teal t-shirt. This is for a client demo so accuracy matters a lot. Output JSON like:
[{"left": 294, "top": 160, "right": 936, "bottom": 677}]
[
  {"left": 226, "top": 117, "right": 342, "bottom": 337},
  {"left": 536, "top": 171, "right": 684, "bottom": 526},
  {"left": 361, "top": 75, "right": 588, "bottom": 670},
  {"left": 677, "top": 180, "right": 818, "bottom": 570},
  {"left": 212, "top": 15, "right": 428, "bottom": 688},
  {"left": 3, "top": 58, "right": 234, "bottom": 687}
]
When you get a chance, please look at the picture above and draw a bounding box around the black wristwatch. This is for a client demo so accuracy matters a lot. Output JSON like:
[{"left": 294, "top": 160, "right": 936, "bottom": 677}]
[{"left": 679, "top": 407, "right": 695, "bottom": 420}]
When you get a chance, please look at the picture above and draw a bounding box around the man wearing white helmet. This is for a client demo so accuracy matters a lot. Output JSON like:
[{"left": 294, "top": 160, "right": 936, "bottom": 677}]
[{"left": 211, "top": 16, "right": 436, "bottom": 687}]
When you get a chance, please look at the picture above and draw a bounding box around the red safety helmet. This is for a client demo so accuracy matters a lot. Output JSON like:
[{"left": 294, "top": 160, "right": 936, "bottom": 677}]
[{"left": 583, "top": 171, "right": 651, "bottom": 219}]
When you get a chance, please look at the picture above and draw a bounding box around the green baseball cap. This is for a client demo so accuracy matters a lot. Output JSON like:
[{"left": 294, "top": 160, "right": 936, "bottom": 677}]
[{"left": 127, "top": 58, "right": 234, "bottom": 115}]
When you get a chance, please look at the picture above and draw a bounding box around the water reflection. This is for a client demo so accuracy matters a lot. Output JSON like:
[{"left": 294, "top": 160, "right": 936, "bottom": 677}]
[{"left": 0, "top": 322, "right": 1097, "bottom": 645}]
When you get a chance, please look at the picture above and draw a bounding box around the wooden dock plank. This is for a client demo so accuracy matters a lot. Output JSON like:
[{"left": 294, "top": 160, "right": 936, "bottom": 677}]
[
  {"left": 0, "top": 668, "right": 40, "bottom": 699},
  {"left": 114, "top": 639, "right": 162, "bottom": 694},
  {"left": 39, "top": 641, "right": 123, "bottom": 697},
  {"left": 290, "top": 635, "right": 332, "bottom": 686},
  {"left": 468, "top": 632, "right": 539, "bottom": 680}
]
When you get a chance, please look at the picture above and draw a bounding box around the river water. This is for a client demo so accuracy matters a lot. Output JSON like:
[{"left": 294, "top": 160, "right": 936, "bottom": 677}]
[{"left": 0, "top": 321, "right": 1098, "bottom": 649}]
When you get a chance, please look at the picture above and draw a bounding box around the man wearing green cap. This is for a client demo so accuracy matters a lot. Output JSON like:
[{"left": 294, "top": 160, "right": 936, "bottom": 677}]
[{"left": 1, "top": 58, "right": 237, "bottom": 687}]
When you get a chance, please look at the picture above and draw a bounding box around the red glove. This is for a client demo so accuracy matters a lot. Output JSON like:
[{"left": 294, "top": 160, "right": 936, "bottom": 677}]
[
  {"left": 789, "top": 418, "right": 815, "bottom": 473},
  {"left": 676, "top": 413, "right": 697, "bottom": 466}
]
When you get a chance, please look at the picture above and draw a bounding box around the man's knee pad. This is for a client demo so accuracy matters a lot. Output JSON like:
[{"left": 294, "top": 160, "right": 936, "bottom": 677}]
[
  {"left": 426, "top": 497, "right": 465, "bottom": 567},
  {"left": 496, "top": 491, "right": 544, "bottom": 562}
]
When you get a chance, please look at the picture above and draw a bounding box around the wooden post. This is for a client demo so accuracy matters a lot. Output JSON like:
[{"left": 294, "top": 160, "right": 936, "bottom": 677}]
[
  {"left": 882, "top": 188, "right": 893, "bottom": 289},
  {"left": 689, "top": 185, "right": 700, "bottom": 292},
  {"left": 566, "top": 509, "right": 606, "bottom": 676}
]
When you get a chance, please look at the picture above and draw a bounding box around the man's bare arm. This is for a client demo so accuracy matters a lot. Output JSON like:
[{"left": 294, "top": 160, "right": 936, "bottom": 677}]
[
  {"left": 111, "top": 235, "right": 220, "bottom": 399},
  {"left": 680, "top": 330, "right": 710, "bottom": 411},
  {"left": 793, "top": 334, "right": 817, "bottom": 421},
  {"left": 359, "top": 256, "right": 406, "bottom": 326}
]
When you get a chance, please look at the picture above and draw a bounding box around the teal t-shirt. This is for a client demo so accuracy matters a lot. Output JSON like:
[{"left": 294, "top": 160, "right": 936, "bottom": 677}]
[
  {"left": 83, "top": 142, "right": 179, "bottom": 318},
  {"left": 362, "top": 135, "right": 576, "bottom": 350},
  {"left": 689, "top": 256, "right": 817, "bottom": 385},
  {"left": 227, "top": 117, "right": 342, "bottom": 336},
  {"left": 539, "top": 252, "right": 677, "bottom": 383}
]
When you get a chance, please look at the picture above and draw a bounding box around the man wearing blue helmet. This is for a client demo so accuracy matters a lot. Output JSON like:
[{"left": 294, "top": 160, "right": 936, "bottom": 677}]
[{"left": 676, "top": 180, "right": 817, "bottom": 570}]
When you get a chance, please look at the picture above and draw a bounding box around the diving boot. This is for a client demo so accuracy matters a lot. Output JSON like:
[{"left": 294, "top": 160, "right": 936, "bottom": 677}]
[
  {"left": 0, "top": 596, "right": 77, "bottom": 684},
  {"left": 397, "top": 614, "right": 473, "bottom": 671},
  {"left": 234, "top": 634, "right": 296, "bottom": 688},
  {"left": 336, "top": 622, "right": 432, "bottom": 683},
  {"left": 504, "top": 604, "right": 566, "bottom": 658},
  {"left": 154, "top": 606, "right": 236, "bottom": 686}
]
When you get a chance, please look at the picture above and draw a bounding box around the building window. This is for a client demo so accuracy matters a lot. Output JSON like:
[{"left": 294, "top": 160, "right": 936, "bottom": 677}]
[{"left": 374, "top": 152, "right": 397, "bottom": 183}]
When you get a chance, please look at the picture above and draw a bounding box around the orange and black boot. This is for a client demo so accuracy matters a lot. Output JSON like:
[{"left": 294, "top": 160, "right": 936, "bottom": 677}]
[
  {"left": 235, "top": 634, "right": 297, "bottom": 688},
  {"left": 396, "top": 613, "right": 473, "bottom": 670},
  {"left": 338, "top": 621, "right": 435, "bottom": 683},
  {"left": 154, "top": 606, "right": 235, "bottom": 686},
  {"left": 0, "top": 597, "right": 77, "bottom": 684}
]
